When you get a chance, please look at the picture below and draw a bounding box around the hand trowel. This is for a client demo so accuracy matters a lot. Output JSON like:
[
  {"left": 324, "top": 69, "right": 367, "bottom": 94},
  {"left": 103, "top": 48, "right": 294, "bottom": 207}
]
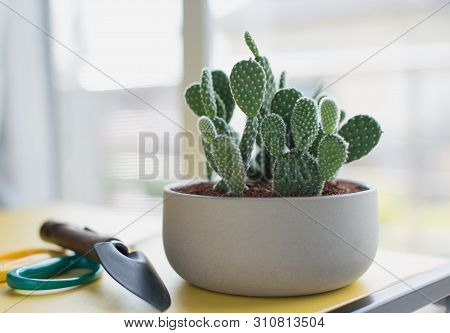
[{"left": 40, "top": 221, "right": 171, "bottom": 311}]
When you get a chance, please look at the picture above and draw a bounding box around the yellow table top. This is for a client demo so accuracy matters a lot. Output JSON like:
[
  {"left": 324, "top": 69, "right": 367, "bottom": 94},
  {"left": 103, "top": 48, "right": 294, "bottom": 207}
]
[{"left": 0, "top": 203, "right": 448, "bottom": 313}]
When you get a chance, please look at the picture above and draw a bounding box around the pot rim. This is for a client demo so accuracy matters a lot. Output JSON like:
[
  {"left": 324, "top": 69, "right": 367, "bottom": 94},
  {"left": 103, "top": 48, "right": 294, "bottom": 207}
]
[{"left": 164, "top": 178, "right": 376, "bottom": 201}]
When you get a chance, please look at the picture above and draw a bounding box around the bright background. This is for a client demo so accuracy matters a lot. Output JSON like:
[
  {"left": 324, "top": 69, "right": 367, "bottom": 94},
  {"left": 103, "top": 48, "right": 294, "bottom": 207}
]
[{"left": 0, "top": 0, "right": 449, "bottom": 257}]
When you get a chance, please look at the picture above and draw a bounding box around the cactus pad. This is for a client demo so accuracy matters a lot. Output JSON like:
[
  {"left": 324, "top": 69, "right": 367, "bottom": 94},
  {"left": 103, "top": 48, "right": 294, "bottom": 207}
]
[
  {"left": 197, "top": 116, "right": 217, "bottom": 144},
  {"left": 319, "top": 97, "right": 339, "bottom": 135},
  {"left": 339, "top": 109, "right": 346, "bottom": 124},
  {"left": 212, "top": 70, "right": 235, "bottom": 122},
  {"left": 184, "top": 83, "right": 204, "bottom": 117},
  {"left": 271, "top": 88, "right": 302, "bottom": 125},
  {"left": 273, "top": 151, "right": 323, "bottom": 196},
  {"left": 244, "top": 31, "right": 260, "bottom": 58},
  {"left": 256, "top": 56, "right": 276, "bottom": 117},
  {"left": 202, "top": 138, "right": 217, "bottom": 174},
  {"left": 291, "top": 97, "right": 319, "bottom": 151},
  {"left": 339, "top": 115, "right": 382, "bottom": 163},
  {"left": 211, "top": 117, "right": 231, "bottom": 137},
  {"left": 309, "top": 127, "right": 325, "bottom": 158},
  {"left": 230, "top": 59, "right": 266, "bottom": 118},
  {"left": 279, "top": 71, "right": 287, "bottom": 89},
  {"left": 318, "top": 135, "right": 348, "bottom": 181},
  {"left": 215, "top": 92, "right": 227, "bottom": 120},
  {"left": 240, "top": 117, "right": 259, "bottom": 169},
  {"left": 230, "top": 127, "right": 240, "bottom": 145},
  {"left": 205, "top": 161, "right": 213, "bottom": 181},
  {"left": 260, "top": 114, "right": 286, "bottom": 158},
  {"left": 200, "top": 69, "right": 217, "bottom": 118},
  {"left": 212, "top": 135, "right": 246, "bottom": 196}
]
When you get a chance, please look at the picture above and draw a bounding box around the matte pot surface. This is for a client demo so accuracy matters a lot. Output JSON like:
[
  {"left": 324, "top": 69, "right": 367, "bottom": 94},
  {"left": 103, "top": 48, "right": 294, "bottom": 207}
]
[{"left": 162, "top": 180, "right": 378, "bottom": 297}]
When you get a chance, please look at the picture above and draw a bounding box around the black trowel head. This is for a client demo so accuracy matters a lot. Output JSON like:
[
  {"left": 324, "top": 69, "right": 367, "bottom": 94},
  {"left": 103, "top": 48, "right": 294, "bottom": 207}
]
[{"left": 94, "top": 242, "right": 171, "bottom": 311}]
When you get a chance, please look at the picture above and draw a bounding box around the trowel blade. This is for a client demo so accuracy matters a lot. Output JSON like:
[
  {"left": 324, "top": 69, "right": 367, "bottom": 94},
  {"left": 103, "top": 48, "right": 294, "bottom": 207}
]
[{"left": 94, "top": 242, "right": 171, "bottom": 311}]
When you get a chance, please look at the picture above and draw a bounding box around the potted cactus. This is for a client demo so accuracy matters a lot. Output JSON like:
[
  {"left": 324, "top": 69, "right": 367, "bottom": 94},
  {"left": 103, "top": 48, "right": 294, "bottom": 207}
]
[{"left": 163, "top": 32, "right": 382, "bottom": 296}]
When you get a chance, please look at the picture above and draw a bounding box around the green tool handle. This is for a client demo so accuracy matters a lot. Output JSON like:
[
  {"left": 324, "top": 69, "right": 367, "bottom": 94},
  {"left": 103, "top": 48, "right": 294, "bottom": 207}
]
[
  {"left": 40, "top": 221, "right": 126, "bottom": 263},
  {"left": 7, "top": 255, "right": 102, "bottom": 291}
]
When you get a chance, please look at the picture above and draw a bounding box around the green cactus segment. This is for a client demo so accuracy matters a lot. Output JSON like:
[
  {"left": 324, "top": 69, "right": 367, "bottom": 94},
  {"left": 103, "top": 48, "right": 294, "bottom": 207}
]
[
  {"left": 183, "top": 31, "right": 383, "bottom": 197},
  {"left": 212, "top": 135, "right": 246, "bottom": 196},
  {"left": 259, "top": 148, "right": 273, "bottom": 181},
  {"left": 230, "top": 60, "right": 266, "bottom": 118},
  {"left": 206, "top": 161, "right": 214, "bottom": 181},
  {"left": 318, "top": 135, "right": 348, "bottom": 181},
  {"left": 197, "top": 116, "right": 217, "bottom": 144},
  {"left": 212, "top": 70, "right": 235, "bottom": 122},
  {"left": 256, "top": 56, "right": 276, "bottom": 117},
  {"left": 291, "top": 97, "right": 319, "bottom": 151},
  {"left": 214, "top": 93, "right": 226, "bottom": 120},
  {"left": 270, "top": 88, "right": 302, "bottom": 125},
  {"left": 309, "top": 127, "right": 325, "bottom": 158},
  {"left": 319, "top": 98, "right": 340, "bottom": 135},
  {"left": 211, "top": 117, "right": 231, "bottom": 137},
  {"left": 339, "top": 109, "right": 346, "bottom": 124},
  {"left": 338, "top": 115, "right": 382, "bottom": 163},
  {"left": 240, "top": 117, "right": 259, "bottom": 169},
  {"left": 244, "top": 31, "right": 260, "bottom": 58},
  {"left": 279, "top": 71, "right": 287, "bottom": 89},
  {"left": 184, "top": 83, "right": 205, "bottom": 117},
  {"left": 273, "top": 152, "right": 323, "bottom": 196},
  {"left": 202, "top": 138, "right": 217, "bottom": 173},
  {"left": 260, "top": 114, "right": 286, "bottom": 158},
  {"left": 200, "top": 69, "right": 217, "bottom": 118},
  {"left": 230, "top": 127, "right": 240, "bottom": 145},
  {"left": 214, "top": 178, "right": 229, "bottom": 193}
]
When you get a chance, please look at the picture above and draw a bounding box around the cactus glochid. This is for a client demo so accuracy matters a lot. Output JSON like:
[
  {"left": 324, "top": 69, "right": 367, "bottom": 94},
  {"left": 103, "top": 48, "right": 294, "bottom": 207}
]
[{"left": 184, "top": 31, "right": 382, "bottom": 196}]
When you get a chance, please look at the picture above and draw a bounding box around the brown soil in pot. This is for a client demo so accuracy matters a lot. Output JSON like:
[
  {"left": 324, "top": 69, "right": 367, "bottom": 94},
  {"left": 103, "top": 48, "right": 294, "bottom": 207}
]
[{"left": 173, "top": 180, "right": 366, "bottom": 198}]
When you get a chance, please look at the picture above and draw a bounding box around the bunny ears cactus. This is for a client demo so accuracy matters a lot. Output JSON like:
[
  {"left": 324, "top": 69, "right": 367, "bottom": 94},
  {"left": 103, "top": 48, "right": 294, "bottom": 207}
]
[{"left": 184, "top": 31, "right": 382, "bottom": 196}]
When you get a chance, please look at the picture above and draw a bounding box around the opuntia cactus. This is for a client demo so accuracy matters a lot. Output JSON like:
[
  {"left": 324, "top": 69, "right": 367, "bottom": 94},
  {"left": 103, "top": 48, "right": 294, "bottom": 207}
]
[
  {"left": 271, "top": 88, "right": 302, "bottom": 127},
  {"left": 200, "top": 69, "right": 217, "bottom": 118},
  {"left": 230, "top": 59, "right": 266, "bottom": 118},
  {"left": 338, "top": 115, "right": 382, "bottom": 163},
  {"left": 279, "top": 71, "right": 287, "bottom": 89},
  {"left": 212, "top": 135, "right": 246, "bottom": 196},
  {"left": 212, "top": 70, "right": 235, "bottom": 123},
  {"left": 198, "top": 116, "right": 216, "bottom": 144},
  {"left": 291, "top": 97, "right": 320, "bottom": 151},
  {"left": 260, "top": 114, "right": 286, "bottom": 158},
  {"left": 319, "top": 97, "right": 339, "bottom": 135},
  {"left": 317, "top": 135, "right": 348, "bottom": 181},
  {"left": 185, "top": 83, "right": 204, "bottom": 117},
  {"left": 244, "top": 32, "right": 276, "bottom": 118},
  {"left": 273, "top": 152, "right": 323, "bottom": 196},
  {"left": 183, "top": 31, "right": 382, "bottom": 196},
  {"left": 240, "top": 117, "right": 259, "bottom": 170}
]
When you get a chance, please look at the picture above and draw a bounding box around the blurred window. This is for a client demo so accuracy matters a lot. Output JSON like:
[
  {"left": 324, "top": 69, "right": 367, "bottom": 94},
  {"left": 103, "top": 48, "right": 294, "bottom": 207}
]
[{"left": 51, "top": 0, "right": 183, "bottom": 214}]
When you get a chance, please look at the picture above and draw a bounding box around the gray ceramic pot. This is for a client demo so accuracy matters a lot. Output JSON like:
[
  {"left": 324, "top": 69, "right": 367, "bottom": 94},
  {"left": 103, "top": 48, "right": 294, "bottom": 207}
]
[{"left": 162, "top": 180, "right": 378, "bottom": 296}]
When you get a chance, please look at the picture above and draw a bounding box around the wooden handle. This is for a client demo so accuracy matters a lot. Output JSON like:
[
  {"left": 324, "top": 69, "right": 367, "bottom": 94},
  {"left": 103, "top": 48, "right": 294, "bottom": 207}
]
[{"left": 40, "top": 221, "right": 119, "bottom": 263}]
